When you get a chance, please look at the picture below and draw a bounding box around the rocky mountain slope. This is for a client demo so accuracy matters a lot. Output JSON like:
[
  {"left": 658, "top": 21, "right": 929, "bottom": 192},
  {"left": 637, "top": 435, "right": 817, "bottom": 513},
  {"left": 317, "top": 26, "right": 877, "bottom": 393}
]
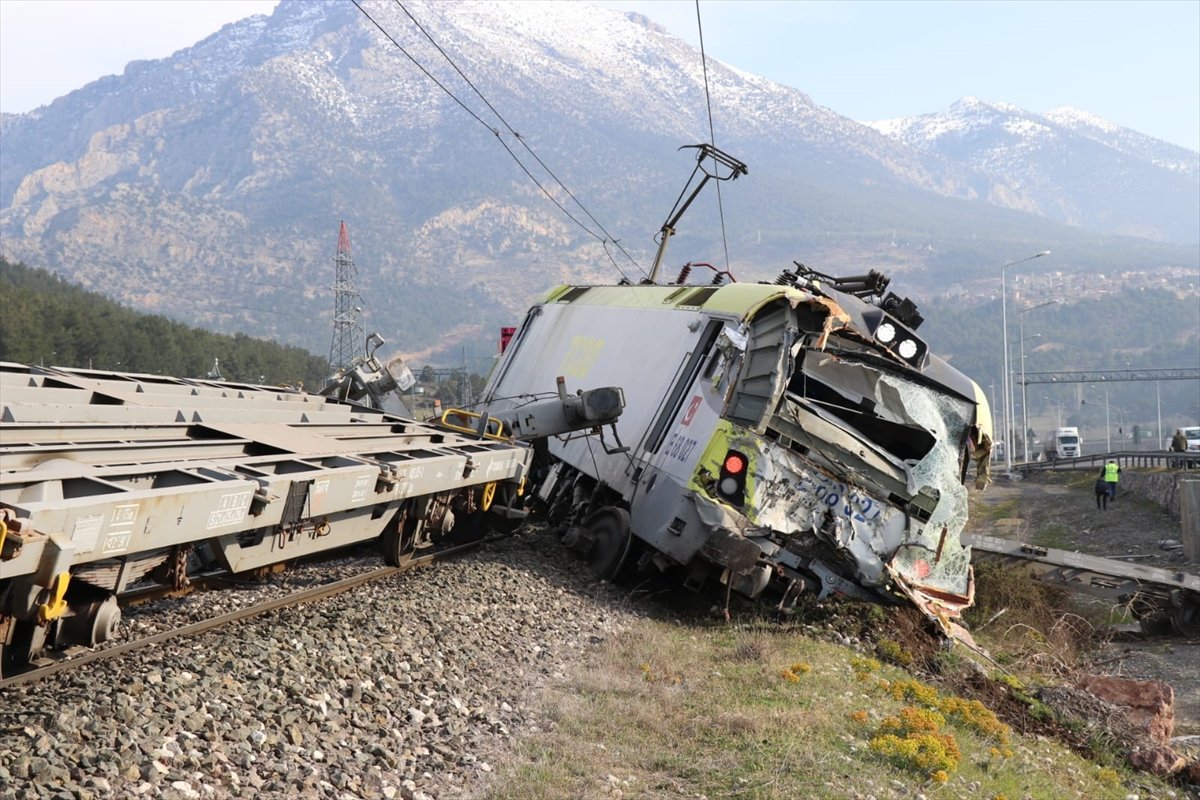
[
  {"left": 1, "top": 0, "right": 1195, "bottom": 360},
  {"left": 866, "top": 97, "right": 1199, "bottom": 242}
]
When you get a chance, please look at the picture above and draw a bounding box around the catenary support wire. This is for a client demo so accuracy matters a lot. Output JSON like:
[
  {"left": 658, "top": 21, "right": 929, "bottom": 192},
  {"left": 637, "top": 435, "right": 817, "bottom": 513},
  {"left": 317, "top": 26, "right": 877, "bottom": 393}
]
[
  {"left": 350, "top": 0, "right": 642, "bottom": 283},
  {"left": 694, "top": 0, "right": 733, "bottom": 273},
  {"left": 395, "top": 1, "right": 645, "bottom": 280}
]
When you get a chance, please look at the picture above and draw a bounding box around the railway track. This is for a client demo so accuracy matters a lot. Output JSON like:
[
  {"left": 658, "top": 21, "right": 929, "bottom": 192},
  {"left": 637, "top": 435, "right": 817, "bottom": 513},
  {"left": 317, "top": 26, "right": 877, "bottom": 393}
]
[{"left": 0, "top": 540, "right": 476, "bottom": 690}]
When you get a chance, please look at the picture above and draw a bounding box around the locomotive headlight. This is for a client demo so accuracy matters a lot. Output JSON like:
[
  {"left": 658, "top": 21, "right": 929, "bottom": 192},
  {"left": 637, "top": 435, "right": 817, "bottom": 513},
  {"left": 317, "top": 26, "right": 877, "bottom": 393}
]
[
  {"left": 719, "top": 476, "right": 740, "bottom": 496},
  {"left": 875, "top": 322, "right": 897, "bottom": 344},
  {"left": 897, "top": 339, "right": 918, "bottom": 360}
]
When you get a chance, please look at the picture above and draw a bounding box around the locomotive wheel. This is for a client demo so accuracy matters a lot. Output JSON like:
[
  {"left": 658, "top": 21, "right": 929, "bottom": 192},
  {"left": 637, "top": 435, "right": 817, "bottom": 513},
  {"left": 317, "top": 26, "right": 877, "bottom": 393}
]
[
  {"left": 382, "top": 506, "right": 419, "bottom": 567},
  {"left": 586, "top": 507, "right": 632, "bottom": 580},
  {"left": 1171, "top": 600, "right": 1200, "bottom": 638},
  {"left": 547, "top": 491, "right": 573, "bottom": 529},
  {"left": 1, "top": 619, "right": 46, "bottom": 678}
]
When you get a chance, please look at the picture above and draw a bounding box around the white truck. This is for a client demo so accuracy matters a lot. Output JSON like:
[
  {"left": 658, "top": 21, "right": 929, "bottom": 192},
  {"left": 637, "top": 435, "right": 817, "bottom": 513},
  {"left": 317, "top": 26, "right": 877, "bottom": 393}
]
[{"left": 1044, "top": 426, "right": 1082, "bottom": 460}]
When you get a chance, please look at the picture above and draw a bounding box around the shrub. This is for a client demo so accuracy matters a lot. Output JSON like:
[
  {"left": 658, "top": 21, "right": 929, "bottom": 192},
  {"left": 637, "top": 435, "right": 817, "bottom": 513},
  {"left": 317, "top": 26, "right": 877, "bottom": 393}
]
[
  {"left": 876, "top": 638, "right": 915, "bottom": 667},
  {"left": 779, "top": 662, "right": 811, "bottom": 683}
]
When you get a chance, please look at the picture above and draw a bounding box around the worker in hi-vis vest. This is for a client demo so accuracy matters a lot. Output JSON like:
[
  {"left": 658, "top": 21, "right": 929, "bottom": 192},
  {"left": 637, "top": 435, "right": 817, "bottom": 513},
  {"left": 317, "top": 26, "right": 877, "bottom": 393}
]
[{"left": 1100, "top": 460, "right": 1121, "bottom": 500}]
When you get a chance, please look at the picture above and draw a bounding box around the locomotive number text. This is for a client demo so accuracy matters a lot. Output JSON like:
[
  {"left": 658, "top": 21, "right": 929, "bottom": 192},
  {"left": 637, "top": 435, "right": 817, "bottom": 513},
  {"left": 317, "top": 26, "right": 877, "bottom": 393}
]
[
  {"left": 663, "top": 432, "right": 700, "bottom": 463},
  {"left": 795, "top": 474, "right": 883, "bottom": 523}
]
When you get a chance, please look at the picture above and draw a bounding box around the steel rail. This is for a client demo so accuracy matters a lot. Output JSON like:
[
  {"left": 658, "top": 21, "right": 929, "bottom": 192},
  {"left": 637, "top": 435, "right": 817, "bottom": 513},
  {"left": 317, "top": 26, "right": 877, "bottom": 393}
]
[{"left": 0, "top": 541, "right": 476, "bottom": 690}]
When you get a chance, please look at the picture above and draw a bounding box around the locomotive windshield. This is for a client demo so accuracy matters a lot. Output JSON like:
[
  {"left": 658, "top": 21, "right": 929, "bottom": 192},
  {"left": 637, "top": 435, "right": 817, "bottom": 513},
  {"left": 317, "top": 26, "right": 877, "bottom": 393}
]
[
  {"left": 785, "top": 351, "right": 973, "bottom": 478},
  {"left": 788, "top": 354, "right": 938, "bottom": 463}
]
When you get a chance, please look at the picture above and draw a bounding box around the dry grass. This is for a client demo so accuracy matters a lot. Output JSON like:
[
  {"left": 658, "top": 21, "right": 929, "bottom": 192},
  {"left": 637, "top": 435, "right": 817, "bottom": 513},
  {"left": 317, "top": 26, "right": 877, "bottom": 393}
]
[
  {"left": 966, "top": 562, "right": 1107, "bottom": 674},
  {"left": 481, "top": 616, "right": 1168, "bottom": 800},
  {"left": 977, "top": 497, "right": 1022, "bottom": 522}
]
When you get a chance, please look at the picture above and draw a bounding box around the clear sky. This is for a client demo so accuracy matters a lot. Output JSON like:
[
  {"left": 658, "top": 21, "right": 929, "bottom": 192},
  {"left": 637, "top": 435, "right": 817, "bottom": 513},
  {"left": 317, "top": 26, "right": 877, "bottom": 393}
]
[{"left": 2, "top": 0, "right": 1197, "bottom": 151}]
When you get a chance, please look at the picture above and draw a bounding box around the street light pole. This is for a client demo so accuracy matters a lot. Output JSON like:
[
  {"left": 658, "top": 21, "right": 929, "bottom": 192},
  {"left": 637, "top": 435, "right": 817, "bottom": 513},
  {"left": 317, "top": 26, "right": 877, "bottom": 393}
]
[
  {"left": 999, "top": 250, "right": 1051, "bottom": 473},
  {"left": 1019, "top": 333, "right": 1041, "bottom": 462},
  {"left": 1156, "top": 381, "right": 1162, "bottom": 449},
  {"left": 1105, "top": 387, "right": 1111, "bottom": 454},
  {"left": 1106, "top": 395, "right": 1128, "bottom": 452},
  {"left": 1016, "top": 299, "right": 1058, "bottom": 463},
  {"left": 989, "top": 382, "right": 998, "bottom": 445},
  {"left": 987, "top": 381, "right": 1000, "bottom": 464},
  {"left": 1043, "top": 395, "right": 1063, "bottom": 428}
]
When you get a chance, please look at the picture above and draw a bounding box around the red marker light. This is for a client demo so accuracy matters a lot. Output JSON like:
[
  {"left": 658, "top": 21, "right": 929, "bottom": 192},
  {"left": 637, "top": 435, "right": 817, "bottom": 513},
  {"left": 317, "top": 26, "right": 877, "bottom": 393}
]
[{"left": 717, "top": 450, "right": 748, "bottom": 506}]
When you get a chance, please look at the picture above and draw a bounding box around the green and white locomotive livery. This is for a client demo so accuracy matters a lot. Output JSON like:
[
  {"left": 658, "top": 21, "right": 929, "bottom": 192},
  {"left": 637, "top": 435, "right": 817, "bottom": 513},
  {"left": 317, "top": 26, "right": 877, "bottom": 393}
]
[{"left": 480, "top": 268, "right": 991, "bottom": 631}]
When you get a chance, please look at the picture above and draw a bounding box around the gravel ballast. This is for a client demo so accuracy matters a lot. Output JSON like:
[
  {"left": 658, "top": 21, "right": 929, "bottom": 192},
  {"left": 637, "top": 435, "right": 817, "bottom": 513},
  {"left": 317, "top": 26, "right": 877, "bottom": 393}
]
[{"left": 0, "top": 528, "right": 635, "bottom": 799}]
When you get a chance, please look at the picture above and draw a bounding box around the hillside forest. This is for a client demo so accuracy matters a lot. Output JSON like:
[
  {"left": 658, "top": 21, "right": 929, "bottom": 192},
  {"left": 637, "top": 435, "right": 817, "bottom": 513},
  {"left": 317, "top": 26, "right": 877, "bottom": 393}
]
[
  {"left": 0, "top": 258, "right": 490, "bottom": 406},
  {"left": 0, "top": 258, "right": 330, "bottom": 388},
  {"left": 920, "top": 288, "right": 1200, "bottom": 447}
]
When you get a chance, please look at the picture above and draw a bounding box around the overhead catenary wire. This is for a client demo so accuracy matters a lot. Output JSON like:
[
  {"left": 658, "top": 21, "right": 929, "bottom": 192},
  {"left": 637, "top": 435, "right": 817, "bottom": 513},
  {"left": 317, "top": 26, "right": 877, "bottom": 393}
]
[
  {"left": 394, "top": 1, "right": 645, "bottom": 280},
  {"left": 349, "top": 0, "right": 642, "bottom": 283},
  {"left": 694, "top": 0, "right": 734, "bottom": 274}
]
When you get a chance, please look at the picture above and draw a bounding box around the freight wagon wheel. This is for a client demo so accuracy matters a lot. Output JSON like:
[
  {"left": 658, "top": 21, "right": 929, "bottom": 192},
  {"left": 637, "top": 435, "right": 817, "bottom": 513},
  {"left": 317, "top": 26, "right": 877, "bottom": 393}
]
[
  {"left": 1171, "top": 600, "right": 1200, "bottom": 638},
  {"left": 1129, "top": 595, "right": 1173, "bottom": 636},
  {"left": 382, "top": 505, "right": 420, "bottom": 568},
  {"left": 586, "top": 507, "right": 632, "bottom": 580},
  {"left": 547, "top": 491, "right": 574, "bottom": 529},
  {"left": 480, "top": 482, "right": 497, "bottom": 512},
  {"left": 486, "top": 483, "right": 526, "bottom": 536}
]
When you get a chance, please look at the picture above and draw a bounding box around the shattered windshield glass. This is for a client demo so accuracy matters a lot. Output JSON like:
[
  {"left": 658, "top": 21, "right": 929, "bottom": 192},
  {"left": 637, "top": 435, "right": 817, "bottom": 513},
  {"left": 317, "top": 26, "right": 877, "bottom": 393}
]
[
  {"left": 882, "top": 374, "right": 974, "bottom": 596},
  {"left": 790, "top": 355, "right": 937, "bottom": 463}
]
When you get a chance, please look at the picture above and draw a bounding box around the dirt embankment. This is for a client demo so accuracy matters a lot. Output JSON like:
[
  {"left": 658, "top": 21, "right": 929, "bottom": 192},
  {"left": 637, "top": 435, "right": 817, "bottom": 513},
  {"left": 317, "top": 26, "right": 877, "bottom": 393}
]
[{"left": 968, "top": 470, "right": 1200, "bottom": 734}]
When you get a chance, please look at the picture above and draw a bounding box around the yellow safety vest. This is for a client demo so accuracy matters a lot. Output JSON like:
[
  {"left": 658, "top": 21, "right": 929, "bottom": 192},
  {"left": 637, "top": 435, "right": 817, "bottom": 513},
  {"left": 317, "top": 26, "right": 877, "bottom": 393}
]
[{"left": 1103, "top": 462, "right": 1119, "bottom": 482}]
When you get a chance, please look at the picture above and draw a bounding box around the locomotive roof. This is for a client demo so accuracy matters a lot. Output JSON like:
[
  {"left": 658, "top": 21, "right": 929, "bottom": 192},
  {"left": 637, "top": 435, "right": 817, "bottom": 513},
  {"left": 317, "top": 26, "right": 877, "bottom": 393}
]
[
  {"left": 536, "top": 281, "right": 984, "bottom": 410},
  {"left": 539, "top": 282, "right": 808, "bottom": 318}
]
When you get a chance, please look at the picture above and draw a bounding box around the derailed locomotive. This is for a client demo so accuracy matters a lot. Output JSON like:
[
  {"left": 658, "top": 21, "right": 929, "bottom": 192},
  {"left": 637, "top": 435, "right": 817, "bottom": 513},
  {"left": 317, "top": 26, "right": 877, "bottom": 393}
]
[{"left": 478, "top": 267, "right": 992, "bottom": 634}]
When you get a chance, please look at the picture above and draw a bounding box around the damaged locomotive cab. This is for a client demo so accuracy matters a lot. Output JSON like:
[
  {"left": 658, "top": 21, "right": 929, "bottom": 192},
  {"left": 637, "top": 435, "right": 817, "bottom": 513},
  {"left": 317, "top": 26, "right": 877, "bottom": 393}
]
[
  {"left": 479, "top": 266, "right": 988, "bottom": 638},
  {"left": 735, "top": 287, "right": 979, "bottom": 627}
]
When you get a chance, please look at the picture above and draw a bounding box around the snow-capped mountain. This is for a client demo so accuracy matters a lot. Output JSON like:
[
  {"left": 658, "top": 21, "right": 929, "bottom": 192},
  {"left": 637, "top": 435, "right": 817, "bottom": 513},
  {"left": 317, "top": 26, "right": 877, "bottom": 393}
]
[
  {"left": 1043, "top": 106, "right": 1197, "bottom": 179},
  {"left": 866, "top": 97, "right": 1198, "bottom": 242},
  {"left": 0, "top": 2, "right": 1195, "bottom": 359}
]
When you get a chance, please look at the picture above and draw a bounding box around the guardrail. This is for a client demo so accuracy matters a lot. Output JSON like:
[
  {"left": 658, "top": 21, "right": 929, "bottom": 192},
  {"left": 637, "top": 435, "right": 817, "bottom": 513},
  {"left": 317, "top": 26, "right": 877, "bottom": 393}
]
[{"left": 1018, "top": 451, "right": 1199, "bottom": 473}]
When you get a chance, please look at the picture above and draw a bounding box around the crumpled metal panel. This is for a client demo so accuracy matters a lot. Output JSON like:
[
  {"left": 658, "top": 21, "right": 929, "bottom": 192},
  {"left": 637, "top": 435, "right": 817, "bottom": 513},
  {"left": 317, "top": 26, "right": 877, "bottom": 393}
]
[
  {"left": 733, "top": 428, "right": 907, "bottom": 589},
  {"left": 698, "top": 524, "right": 763, "bottom": 573},
  {"left": 891, "top": 564, "right": 978, "bottom": 642},
  {"left": 800, "top": 295, "right": 852, "bottom": 350}
]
